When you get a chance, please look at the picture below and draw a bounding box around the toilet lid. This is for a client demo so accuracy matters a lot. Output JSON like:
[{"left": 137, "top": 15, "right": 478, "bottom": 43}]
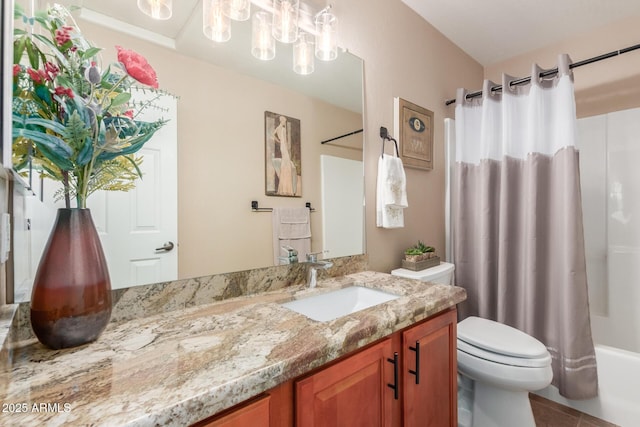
[
  {"left": 391, "top": 262, "right": 455, "bottom": 280},
  {"left": 457, "top": 338, "right": 551, "bottom": 368},
  {"left": 457, "top": 316, "right": 550, "bottom": 361}
]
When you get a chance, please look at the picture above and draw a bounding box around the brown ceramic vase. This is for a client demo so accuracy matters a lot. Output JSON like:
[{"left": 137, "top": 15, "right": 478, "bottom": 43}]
[{"left": 30, "top": 208, "right": 112, "bottom": 349}]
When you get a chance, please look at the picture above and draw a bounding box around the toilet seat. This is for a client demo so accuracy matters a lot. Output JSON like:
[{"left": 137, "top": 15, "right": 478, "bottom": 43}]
[{"left": 457, "top": 316, "right": 551, "bottom": 368}]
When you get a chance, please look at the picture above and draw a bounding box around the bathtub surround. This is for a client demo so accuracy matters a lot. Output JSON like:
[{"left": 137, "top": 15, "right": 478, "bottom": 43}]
[{"left": 452, "top": 55, "right": 597, "bottom": 399}]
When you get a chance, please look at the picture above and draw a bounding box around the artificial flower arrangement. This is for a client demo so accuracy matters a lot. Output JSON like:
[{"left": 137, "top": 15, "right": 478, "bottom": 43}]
[{"left": 12, "top": 3, "right": 168, "bottom": 208}]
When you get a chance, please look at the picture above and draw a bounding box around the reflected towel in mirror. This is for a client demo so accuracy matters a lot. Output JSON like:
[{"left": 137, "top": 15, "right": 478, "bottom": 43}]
[{"left": 272, "top": 207, "right": 311, "bottom": 264}]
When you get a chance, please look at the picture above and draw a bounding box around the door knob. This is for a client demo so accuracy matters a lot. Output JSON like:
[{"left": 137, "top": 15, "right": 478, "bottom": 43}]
[{"left": 155, "top": 241, "right": 175, "bottom": 252}]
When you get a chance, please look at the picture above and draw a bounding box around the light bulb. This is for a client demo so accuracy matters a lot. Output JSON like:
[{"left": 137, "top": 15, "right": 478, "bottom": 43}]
[
  {"left": 315, "top": 10, "right": 337, "bottom": 61},
  {"left": 252, "top": 11, "right": 276, "bottom": 60},
  {"left": 293, "top": 32, "right": 314, "bottom": 75},
  {"left": 272, "top": 0, "right": 299, "bottom": 44},
  {"left": 203, "top": 0, "right": 231, "bottom": 43},
  {"left": 137, "top": 0, "right": 172, "bottom": 20},
  {"left": 225, "top": 0, "right": 250, "bottom": 21}
]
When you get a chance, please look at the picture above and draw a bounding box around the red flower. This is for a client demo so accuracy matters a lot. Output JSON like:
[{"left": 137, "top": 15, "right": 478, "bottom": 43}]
[
  {"left": 54, "top": 86, "right": 74, "bottom": 99},
  {"left": 115, "top": 46, "right": 158, "bottom": 88},
  {"left": 55, "top": 27, "right": 71, "bottom": 46},
  {"left": 45, "top": 62, "right": 59, "bottom": 79},
  {"left": 123, "top": 110, "right": 134, "bottom": 119},
  {"left": 13, "top": 64, "right": 21, "bottom": 77},
  {"left": 27, "top": 68, "right": 48, "bottom": 84}
]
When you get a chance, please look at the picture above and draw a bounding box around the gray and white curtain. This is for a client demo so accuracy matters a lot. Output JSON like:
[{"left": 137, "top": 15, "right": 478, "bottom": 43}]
[{"left": 452, "top": 54, "right": 598, "bottom": 399}]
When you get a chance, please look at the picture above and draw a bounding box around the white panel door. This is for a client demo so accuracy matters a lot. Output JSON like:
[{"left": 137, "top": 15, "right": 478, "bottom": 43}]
[
  {"left": 93, "top": 91, "right": 178, "bottom": 289},
  {"left": 320, "top": 155, "right": 364, "bottom": 258}
]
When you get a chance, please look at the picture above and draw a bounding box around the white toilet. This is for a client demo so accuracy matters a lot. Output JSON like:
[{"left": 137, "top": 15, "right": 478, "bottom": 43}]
[{"left": 391, "top": 262, "right": 553, "bottom": 427}]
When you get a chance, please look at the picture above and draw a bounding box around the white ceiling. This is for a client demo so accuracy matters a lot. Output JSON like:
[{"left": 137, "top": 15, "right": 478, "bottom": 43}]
[{"left": 401, "top": 0, "right": 640, "bottom": 66}]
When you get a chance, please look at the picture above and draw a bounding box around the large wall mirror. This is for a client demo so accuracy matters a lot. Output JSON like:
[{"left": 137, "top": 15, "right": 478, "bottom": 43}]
[{"left": 7, "top": 0, "right": 365, "bottom": 302}]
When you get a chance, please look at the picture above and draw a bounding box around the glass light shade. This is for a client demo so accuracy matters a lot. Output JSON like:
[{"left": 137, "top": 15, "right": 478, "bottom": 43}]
[
  {"left": 137, "top": 0, "right": 172, "bottom": 20},
  {"left": 203, "top": 0, "right": 231, "bottom": 43},
  {"left": 252, "top": 11, "right": 276, "bottom": 60},
  {"left": 225, "top": 0, "right": 250, "bottom": 21},
  {"left": 315, "top": 10, "right": 338, "bottom": 61},
  {"left": 293, "top": 32, "right": 314, "bottom": 75},
  {"left": 272, "top": 0, "right": 299, "bottom": 44}
]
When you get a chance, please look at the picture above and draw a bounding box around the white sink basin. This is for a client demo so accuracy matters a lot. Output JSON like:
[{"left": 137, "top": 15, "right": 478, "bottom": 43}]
[{"left": 280, "top": 286, "right": 400, "bottom": 322}]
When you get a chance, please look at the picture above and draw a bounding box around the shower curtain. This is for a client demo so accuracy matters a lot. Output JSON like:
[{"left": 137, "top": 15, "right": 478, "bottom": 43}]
[{"left": 452, "top": 55, "right": 598, "bottom": 399}]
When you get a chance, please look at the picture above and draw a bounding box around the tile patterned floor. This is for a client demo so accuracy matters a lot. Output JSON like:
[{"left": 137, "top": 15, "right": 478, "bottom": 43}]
[{"left": 529, "top": 394, "right": 619, "bottom": 427}]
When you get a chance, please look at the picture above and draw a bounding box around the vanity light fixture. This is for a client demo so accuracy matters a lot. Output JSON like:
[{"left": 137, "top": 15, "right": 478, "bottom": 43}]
[
  {"left": 194, "top": 1, "right": 339, "bottom": 72},
  {"left": 137, "top": 0, "right": 173, "bottom": 20},
  {"left": 203, "top": 0, "right": 231, "bottom": 43},
  {"left": 315, "top": 5, "right": 337, "bottom": 61},
  {"left": 293, "top": 32, "right": 314, "bottom": 75}
]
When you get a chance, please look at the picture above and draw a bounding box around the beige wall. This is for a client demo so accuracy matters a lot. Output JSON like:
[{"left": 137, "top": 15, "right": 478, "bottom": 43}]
[
  {"left": 339, "top": 0, "right": 483, "bottom": 272},
  {"left": 484, "top": 16, "right": 640, "bottom": 118}
]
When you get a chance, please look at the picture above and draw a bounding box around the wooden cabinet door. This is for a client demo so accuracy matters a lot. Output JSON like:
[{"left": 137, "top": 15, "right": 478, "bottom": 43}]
[
  {"left": 296, "top": 338, "right": 395, "bottom": 427},
  {"left": 402, "top": 309, "right": 457, "bottom": 427},
  {"left": 196, "top": 394, "right": 270, "bottom": 427}
]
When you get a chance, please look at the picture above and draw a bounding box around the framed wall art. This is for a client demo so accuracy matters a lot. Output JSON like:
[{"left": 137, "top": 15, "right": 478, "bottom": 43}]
[
  {"left": 394, "top": 97, "right": 434, "bottom": 170},
  {"left": 265, "top": 111, "right": 302, "bottom": 197}
]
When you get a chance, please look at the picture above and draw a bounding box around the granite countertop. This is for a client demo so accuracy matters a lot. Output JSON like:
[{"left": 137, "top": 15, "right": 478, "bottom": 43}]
[{"left": 0, "top": 271, "right": 466, "bottom": 426}]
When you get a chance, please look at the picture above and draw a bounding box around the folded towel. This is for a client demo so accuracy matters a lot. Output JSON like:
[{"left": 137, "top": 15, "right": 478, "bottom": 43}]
[
  {"left": 273, "top": 207, "right": 311, "bottom": 264},
  {"left": 376, "top": 155, "right": 408, "bottom": 228}
]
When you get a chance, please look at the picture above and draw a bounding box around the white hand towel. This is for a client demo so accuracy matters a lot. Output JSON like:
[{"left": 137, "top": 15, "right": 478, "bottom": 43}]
[
  {"left": 376, "top": 155, "right": 408, "bottom": 228},
  {"left": 381, "top": 156, "right": 408, "bottom": 208}
]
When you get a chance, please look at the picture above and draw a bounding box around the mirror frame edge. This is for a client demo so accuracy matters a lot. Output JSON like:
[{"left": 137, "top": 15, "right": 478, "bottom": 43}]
[{"left": 1, "top": 0, "right": 13, "bottom": 304}]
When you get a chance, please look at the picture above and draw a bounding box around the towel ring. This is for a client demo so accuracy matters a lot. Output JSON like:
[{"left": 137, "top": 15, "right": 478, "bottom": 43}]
[{"left": 381, "top": 135, "right": 399, "bottom": 158}]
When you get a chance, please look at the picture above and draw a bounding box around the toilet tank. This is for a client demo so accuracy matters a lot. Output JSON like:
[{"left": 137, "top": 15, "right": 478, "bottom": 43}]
[{"left": 391, "top": 262, "right": 455, "bottom": 285}]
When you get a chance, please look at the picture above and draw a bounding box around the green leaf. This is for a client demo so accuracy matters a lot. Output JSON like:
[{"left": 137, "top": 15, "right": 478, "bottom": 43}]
[
  {"left": 13, "top": 37, "right": 27, "bottom": 65},
  {"left": 123, "top": 155, "right": 143, "bottom": 178},
  {"left": 110, "top": 92, "right": 131, "bottom": 108},
  {"left": 25, "top": 38, "right": 40, "bottom": 69},
  {"left": 55, "top": 74, "right": 72, "bottom": 88},
  {"left": 12, "top": 128, "right": 74, "bottom": 170},
  {"left": 34, "top": 85, "right": 52, "bottom": 105},
  {"left": 13, "top": 114, "right": 68, "bottom": 135},
  {"left": 81, "top": 47, "right": 102, "bottom": 60},
  {"left": 64, "top": 110, "right": 92, "bottom": 152},
  {"left": 76, "top": 138, "right": 94, "bottom": 166}
]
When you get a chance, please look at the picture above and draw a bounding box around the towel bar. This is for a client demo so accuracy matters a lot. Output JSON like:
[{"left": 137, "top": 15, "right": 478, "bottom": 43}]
[{"left": 251, "top": 201, "right": 316, "bottom": 212}]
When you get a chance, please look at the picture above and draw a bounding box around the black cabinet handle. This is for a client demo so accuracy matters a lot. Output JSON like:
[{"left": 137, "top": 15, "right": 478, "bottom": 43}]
[
  {"left": 386, "top": 352, "right": 399, "bottom": 400},
  {"left": 409, "top": 340, "right": 420, "bottom": 385}
]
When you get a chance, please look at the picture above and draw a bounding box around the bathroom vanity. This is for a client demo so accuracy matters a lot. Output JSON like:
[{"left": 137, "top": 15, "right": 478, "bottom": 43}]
[{"left": 0, "top": 270, "right": 465, "bottom": 426}]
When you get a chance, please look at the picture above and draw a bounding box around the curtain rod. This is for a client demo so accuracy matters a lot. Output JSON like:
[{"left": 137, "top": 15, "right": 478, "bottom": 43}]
[
  {"left": 444, "top": 43, "right": 640, "bottom": 106},
  {"left": 320, "top": 129, "right": 363, "bottom": 144}
]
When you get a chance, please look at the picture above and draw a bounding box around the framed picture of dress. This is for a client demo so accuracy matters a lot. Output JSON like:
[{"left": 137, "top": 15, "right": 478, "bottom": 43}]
[
  {"left": 265, "top": 111, "right": 302, "bottom": 197},
  {"left": 394, "top": 97, "right": 434, "bottom": 170}
]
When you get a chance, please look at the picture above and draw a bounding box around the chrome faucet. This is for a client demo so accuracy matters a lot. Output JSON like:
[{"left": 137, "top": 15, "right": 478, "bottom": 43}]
[{"left": 306, "top": 257, "right": 333, "bottom": 288}]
